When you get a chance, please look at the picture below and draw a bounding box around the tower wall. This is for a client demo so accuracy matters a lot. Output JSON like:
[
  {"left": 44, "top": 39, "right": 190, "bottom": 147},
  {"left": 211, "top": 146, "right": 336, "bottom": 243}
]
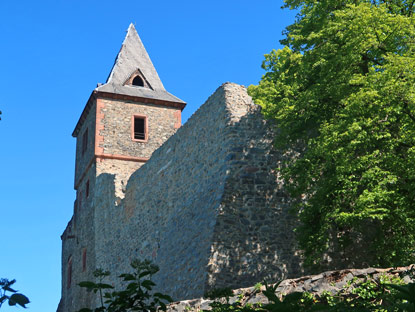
[
  {"left": 59, "top": 23, "right": 188, "bottom": 312},
  {"left": 60, "top": 164, "right": 97, "bottom": 312},
  {"left": 74, "top": 104, "right": 96, "bottom": 188},
  {"left": 60, "top": 97, "right": 98, "bottom": 312},
  {"left": 97, "top": 98, "right": 181, "bottom": 159},
  {"left": 60, "top": 96, "right": 183, "bottom": 311}
]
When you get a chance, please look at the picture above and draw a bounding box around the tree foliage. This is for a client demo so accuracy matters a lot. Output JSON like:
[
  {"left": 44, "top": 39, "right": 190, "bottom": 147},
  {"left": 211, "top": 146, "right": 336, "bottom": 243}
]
[
  {"left": 0, "top": 279, "right": 29, "bottom": 309},
  {"left": 248, "top": 0, "right": 415, "bottom": 269},
  {"left": 78, "top": 259, "right": 172, "bottom": 312}
]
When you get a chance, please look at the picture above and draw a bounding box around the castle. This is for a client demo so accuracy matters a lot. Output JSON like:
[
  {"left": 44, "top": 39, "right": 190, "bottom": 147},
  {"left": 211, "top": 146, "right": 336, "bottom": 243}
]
[{"left": 58, "top": 24, "right": 302, "bottom": 312}]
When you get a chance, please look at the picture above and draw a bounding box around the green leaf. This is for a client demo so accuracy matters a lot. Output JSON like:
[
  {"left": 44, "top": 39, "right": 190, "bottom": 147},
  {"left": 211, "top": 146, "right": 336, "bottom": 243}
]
[
  {"left": 141, "top": 280, "right": 156, "bottom": 290},
  {"left": 154, "top": 293, "right": 173, "bottom": 302},
  {"left": 3, "top": 286, "right": 17, "bottom": 293},
  {"left": 78, "top": 281, "right": 98, "bottom": 289},
  {"left": 96, "top": 283, "right": 114, "bottom": 289},
  {"left": 138, "top": 270, "right": 152, "bottom": 278},
  {"left": 283, "top": 292, "right": 303, "bottom": 303},
  {"left": 9, "top": 293, "right": 30, "bottom": 308},
  {"left": 119, "top": 273, "right": 136, "bottom": 281}
]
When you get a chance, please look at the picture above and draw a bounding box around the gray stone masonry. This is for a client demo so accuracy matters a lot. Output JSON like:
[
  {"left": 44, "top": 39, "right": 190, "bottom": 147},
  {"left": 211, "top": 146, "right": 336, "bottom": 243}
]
[
  {"left": 60, "top": 163, "right": 97, "bottom": 312},
  {"left": 166, "top": 265, "right": 415, "bottom": 312},
  {"left": 59, "top": 82, "right": 306, "bottom": 311},
  {"left": 74, "top": 103, "right": 96, "bottom": 188},
  {"left": 60, "top": 97, "right": 99, "bottom": 312},
  {"left": 91, "top": 82, "right": 302, "bottom": 303},
  {"left": 99, "top": 98, "right": 180, "bottom": 159},
  {"left": 60, "top": 97, "right": 180, "bottom": 311},
  {"left": 206, "top": 84, "right": 302, "bottom": 291}
]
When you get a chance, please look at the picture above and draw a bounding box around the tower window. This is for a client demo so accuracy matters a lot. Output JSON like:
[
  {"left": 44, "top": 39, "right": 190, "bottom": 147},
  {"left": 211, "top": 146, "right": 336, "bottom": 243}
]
[
  {"left": 132, "top": 115, "right": 147, "bottom": 142},
  {"left": 67, "top": 256, "right": 72, "bottom": 289},
  {"left": 86, "top": 180, "right": 90, "bottom": 198},
  {"left": 82, "top": 248, "right": 87, "bottom": 272},
  {"left": 132, "top": 76, "right": 144, "bottom": 87},
  {"left": 82, "top": 128, "right": 88, "bottom": 155},
  {"left": 78, "top": 191, "right": 83, "bottom": 210}
]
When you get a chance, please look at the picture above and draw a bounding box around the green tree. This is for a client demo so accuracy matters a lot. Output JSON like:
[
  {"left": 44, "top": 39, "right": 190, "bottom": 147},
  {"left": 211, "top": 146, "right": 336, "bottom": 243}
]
[{"left": 249, "top": 0, "right": 415, "bottom": 269}]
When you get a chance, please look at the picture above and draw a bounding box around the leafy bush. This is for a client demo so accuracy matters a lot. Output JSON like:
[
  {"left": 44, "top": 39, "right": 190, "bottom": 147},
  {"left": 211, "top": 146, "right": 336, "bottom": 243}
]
[
  {"left": 78, "top": 259, "right": 172, "bottom": 312},
  {"left": 78, "top": 260, "right": 415, "bottom": 312}
]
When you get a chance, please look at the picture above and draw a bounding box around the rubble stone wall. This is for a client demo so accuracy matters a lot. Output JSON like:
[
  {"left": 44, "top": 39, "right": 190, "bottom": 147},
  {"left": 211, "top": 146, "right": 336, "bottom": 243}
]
[
  {"left": 206, "top": 84, "right": 302, "bottom": 291},
  {"left": 60, "top": 164, "right": 97, "bottom": 312},
  {"left": 167, "top": 265, "right": 415, "bottom": 312},
  {"left": 92, "top": 83, "right": 302, "bottom": 301},
  {"left": 74, "top": 103, "right": 96, "bottom": 188}
]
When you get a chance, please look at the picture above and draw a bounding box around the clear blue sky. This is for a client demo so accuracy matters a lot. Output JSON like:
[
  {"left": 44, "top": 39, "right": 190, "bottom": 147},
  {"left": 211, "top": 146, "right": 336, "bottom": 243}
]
[{"left": 0, "top": 1, "right": 296, "bottom": 311}]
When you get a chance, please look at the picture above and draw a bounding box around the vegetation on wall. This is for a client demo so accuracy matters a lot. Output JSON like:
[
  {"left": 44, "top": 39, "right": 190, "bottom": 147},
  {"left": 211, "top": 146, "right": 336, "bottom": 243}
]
[
  {"left": 79, "top": 262, "right": 415, "bottom": 311},
  {"left": 248, "top": 0, "right": 415, "bottom": 269},
  {"left": 204, "top": 278, "right": 415, "bottom": 312},
  {"left": 77, "top": 260, "right": 172, "bottom": 312}
]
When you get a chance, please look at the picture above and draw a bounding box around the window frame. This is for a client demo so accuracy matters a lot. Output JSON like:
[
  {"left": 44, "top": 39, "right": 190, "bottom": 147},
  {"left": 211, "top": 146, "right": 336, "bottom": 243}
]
[
  {"left": 67, "top": 256, "right": 73, "bottom": 289},
  {"left": 86, "top": 180, "right": 90, "bottom": 198},
  {"left": 78, "top": 190, "right": 83, "bottom": 211},
  {"left": 131, "top": 114, "right": 148, "bottom": 142},
  {"left": 82, "top": 248, "right": 87, "bottom": 272},
  {"left": 132, "top": 75, "right": 144, "bottom": 87},
  {"left": 81, "top": 128, "right": 88, "bottom": 156}
]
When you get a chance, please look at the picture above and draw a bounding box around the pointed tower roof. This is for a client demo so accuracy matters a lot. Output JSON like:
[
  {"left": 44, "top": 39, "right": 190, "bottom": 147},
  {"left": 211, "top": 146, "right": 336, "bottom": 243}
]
[
  {"left": 95, "top": 24, "right": 185, "bottom": 104},
  {"left": 73, "top": 24, "right": 185, "bottom": 137},
  {"left": 106, "top": 24, "right": 165, "bottom": 90}
]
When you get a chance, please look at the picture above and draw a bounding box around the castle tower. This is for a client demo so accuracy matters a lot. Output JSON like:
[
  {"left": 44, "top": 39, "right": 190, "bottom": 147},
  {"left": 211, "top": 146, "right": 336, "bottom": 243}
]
[{"left": 58, "top": 24, "right": 185, "bottom": 312}]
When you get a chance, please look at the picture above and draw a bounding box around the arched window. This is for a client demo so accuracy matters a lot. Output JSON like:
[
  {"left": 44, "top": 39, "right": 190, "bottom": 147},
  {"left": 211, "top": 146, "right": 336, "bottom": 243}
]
[{"left": 132, "top": 76, "right": 144, "bottom": 87}]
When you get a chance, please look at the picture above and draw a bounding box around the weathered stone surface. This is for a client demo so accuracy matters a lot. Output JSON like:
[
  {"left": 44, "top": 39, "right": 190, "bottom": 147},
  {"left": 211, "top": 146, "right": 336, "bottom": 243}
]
[
  {"left": 99, "top": 98, "right": 180, "bottom": 159},
  {"left": 74, "top": 103, "right": 96, "bottom": 188},
  {"left": 166, "top": 265, "right": 415, "bottom": 312},
  {"left": 89, "top": 83, "right": 302, "bottom": 302},
  {"left": 61, "top": 82, "right": 305, "bottom": 312},
  {"left": 61, "top": 95, "right": 181, "bottom": 312}
]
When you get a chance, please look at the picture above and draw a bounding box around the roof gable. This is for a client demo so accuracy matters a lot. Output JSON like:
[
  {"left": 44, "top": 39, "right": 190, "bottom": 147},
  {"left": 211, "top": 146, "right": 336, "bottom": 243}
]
[{"left": 106, "top": 24, "right": 165, "bottom": 91}]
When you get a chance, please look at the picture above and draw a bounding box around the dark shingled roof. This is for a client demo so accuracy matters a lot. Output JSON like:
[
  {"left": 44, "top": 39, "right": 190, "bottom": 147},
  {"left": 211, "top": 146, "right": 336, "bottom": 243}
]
[
  {"left": 97, "top": 23, "right": 185, "bottom": 104},
  {"left": 95, "top": 83, "right": 184, "bottom": 103},
  {"left": 72, "top": 24, "right": 185, "bottom": 137}
]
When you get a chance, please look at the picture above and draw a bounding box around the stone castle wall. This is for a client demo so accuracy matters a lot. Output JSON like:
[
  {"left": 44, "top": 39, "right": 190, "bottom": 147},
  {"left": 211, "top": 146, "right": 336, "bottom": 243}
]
[
  {"left": 206, "top": 84, "right": 302, "bottom": 290},
  {"left": 167, "top": 265, "right": 415, "bottom": 312},
  {"left": 91, "top": 83, "right": 302, "bottom": 302}
]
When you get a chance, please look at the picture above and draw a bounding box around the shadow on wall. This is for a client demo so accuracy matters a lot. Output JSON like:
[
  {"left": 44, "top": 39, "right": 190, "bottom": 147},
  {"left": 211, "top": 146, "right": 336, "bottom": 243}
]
[
  {"left": 205, "top": 103, "right": 303, "bottom": 291},
  {"left": 87, "top": 84, "right": 305, "bottom": 302}
]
